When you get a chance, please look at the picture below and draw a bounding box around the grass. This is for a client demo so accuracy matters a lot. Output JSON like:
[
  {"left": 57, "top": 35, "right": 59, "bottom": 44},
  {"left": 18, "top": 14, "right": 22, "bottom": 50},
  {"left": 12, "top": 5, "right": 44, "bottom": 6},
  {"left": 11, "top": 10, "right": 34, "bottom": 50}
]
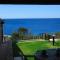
[
  {"left": 16, "top": 39, "right": 60, "bottom": 60},
  {"left": 55, "top": 40, "right": 60, "bottom": 47},
  {"left": 16, "top": 40, "right": 58, "bottom": 55}
]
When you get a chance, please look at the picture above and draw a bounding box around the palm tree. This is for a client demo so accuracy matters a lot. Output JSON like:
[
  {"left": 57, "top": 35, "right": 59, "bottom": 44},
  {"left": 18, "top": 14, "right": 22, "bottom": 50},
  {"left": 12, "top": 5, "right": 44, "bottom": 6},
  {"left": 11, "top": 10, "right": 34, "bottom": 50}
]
[{"left": 18, "top": 27, "right": 28, "bottom": 40}]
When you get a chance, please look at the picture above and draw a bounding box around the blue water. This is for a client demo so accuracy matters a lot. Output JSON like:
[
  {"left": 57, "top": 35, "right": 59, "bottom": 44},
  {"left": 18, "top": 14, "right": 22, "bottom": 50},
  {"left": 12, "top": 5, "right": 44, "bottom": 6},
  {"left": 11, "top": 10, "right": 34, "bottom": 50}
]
[{"left": 3, "top": 18, "right": 60, "bottom": 35}]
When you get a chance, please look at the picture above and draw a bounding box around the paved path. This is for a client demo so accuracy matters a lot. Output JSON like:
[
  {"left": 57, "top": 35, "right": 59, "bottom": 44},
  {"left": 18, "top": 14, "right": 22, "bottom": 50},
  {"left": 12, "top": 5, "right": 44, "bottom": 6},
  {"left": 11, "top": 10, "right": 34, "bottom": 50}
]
[
  {"left": 18, "top": 39, "right": 46, "bottom": 43},
  {"left": 18, "top": 39, "right": 60, "bottom": 43}
]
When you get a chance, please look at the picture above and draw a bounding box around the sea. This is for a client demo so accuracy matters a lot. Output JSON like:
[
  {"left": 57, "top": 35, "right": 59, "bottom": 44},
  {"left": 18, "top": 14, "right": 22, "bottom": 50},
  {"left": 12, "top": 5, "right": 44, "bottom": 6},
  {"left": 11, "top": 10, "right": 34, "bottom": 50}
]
[{"left": 3, "top": 18, "right": 60, "bottom": 35}]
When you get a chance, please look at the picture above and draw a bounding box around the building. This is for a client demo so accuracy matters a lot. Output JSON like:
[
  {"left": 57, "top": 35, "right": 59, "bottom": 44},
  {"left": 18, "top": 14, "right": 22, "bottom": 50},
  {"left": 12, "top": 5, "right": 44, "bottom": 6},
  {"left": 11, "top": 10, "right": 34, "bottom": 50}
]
[{"left": 3, "top": 35, "right": 11, "bottom": 42}]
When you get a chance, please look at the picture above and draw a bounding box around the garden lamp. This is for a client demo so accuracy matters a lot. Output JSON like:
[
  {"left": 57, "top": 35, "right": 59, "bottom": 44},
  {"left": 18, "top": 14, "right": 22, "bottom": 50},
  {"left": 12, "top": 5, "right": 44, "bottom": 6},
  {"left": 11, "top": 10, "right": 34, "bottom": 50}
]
[{"left": 52, "top": 34, "right": 55, "bottom": 46}]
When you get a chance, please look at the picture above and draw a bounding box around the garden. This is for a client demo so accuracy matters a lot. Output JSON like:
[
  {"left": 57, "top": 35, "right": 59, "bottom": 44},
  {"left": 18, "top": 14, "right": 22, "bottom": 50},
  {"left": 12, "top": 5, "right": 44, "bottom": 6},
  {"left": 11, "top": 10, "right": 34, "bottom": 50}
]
[
  {"left": 11, "top": 27, "right": 60, "bottom": 60},
  {"left": 17, "top": 40, "right": 60, "bottom": 55},
  {"left": 16, "top": 39, "right": 60, "bottom": 60}
]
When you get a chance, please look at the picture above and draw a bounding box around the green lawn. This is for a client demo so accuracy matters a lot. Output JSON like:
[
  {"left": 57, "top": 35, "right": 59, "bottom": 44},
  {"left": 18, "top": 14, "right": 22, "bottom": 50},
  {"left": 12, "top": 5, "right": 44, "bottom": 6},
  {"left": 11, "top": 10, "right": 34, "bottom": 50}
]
[{"left": 16, "top": 40, "right": 59, "bottom": 55}]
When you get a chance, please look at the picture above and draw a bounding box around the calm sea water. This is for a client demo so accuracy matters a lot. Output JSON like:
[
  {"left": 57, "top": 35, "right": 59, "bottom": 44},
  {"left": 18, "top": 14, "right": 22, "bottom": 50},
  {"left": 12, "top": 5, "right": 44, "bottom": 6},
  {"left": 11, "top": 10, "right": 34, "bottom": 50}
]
[{"left": 3, "top": 18, "right": 60, "bottom": 35}]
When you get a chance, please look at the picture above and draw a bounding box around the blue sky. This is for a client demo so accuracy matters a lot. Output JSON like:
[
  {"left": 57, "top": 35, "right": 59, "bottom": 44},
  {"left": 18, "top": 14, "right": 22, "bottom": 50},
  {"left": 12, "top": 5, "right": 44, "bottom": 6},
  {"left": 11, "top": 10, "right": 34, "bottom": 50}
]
[{"left": 0, "top": 5, "right": 60, "bottom": 19}]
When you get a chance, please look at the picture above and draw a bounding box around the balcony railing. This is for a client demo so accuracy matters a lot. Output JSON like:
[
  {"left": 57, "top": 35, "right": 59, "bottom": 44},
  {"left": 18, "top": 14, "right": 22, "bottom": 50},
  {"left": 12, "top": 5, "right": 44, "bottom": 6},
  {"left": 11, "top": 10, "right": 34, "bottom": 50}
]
[{"left": 14, "top": 48, "right": 60, "bottom": 60}]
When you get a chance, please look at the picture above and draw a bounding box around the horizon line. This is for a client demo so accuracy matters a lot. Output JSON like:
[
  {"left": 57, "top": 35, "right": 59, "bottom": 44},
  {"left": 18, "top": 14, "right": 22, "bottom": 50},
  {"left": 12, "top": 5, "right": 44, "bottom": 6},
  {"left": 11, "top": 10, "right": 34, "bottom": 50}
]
[{"left": 2, "top": 18, "right": 60, "bottom": 20}]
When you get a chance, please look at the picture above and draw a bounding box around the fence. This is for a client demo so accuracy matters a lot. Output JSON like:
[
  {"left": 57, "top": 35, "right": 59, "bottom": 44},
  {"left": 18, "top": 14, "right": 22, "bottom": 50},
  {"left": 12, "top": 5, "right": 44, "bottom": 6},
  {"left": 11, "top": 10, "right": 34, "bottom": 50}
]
[
  {"left": 14, "top": 55, "right": 36, "bottom": 60},
  {"left": 14, "top": 48, "right": 60, "bottom": 60}
]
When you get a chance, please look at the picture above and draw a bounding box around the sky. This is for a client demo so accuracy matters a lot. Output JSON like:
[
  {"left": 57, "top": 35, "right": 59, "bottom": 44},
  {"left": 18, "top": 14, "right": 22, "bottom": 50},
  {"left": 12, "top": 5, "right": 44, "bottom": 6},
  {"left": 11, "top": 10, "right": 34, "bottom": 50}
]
[
  {"left": 0, "top": 5, "right": 60, "bottom": 19},
  {"left": 0, "top": 5, "right": 60, "bottom": 35}
]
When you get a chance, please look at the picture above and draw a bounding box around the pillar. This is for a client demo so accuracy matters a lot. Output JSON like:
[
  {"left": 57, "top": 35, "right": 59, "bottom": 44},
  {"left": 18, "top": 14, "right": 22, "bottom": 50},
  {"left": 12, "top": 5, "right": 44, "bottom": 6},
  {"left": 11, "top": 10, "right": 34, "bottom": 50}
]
[{"left": 0, "top": 19, "right": 4, "bottom": 44}]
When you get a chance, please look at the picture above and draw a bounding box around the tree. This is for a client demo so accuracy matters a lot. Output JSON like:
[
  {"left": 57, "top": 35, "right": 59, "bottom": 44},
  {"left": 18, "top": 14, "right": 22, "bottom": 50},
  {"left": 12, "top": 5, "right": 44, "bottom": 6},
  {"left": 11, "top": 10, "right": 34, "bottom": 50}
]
[
  {"left": 18, "top": 27, "right": 28, "bottom": 34},
  {"left": 44, "top": 33, "right": 51, "bottom": 40},
  {"left": 38, "top": 33, "right": 43, "bottom": 39},
  {"left": 55, "top": 32, "right": 60, "bottom": 39},
  {"left": 28, "top": 32, "right": 33, "bottom": 39},
  {"left": 18, "top": 27, "right": 28, "bottom": 40},
  {"left": 11, "top": 27, "right": 29, "bottom": 40},
  {"left": 11, "top": 32, "right": 19, "bottom": 42}
]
